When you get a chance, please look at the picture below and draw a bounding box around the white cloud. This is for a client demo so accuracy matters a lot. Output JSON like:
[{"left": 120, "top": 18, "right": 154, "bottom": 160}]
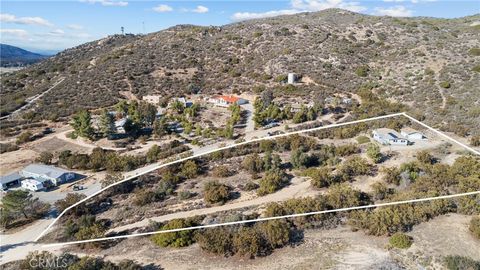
[
  {"left": 80, "top": 0, "right": 128, "bottom": 7},
  {"left": 0, "top": 28, "right": 29, "bottom": 38},
  {"left": 192, "top": 5, "right": 209, "bottom": 13},
  {"left": 232, "top": 10, "right": 300, "bottom": 21},
  {"left": 67, "top": 24, "right": 84, "bottom": 30},
  {"left": 48, "top": 29, "right": 65, "bottom": 36},
  {"left": 291, "top": 0, "right": 367, "bottom": 13},
  {"left": 374, "top": 5, "right": 413, "bottom": 16},
  {"left": 0, "top": 13, "right": 53, "bottom": 27},
  {"left": 153, "top": 4, "right": 173, "bottom": 13},
  {"left": 231, "top": 0, "right": 367, "bottom": 21}
]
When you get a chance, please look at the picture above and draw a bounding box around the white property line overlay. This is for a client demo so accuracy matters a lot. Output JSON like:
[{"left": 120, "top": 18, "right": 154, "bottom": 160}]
[
  {"left": 34, "top": 112, "right": 479, "bottom": 242},
  {"left": 42, "top": 191, "right": 480, "bottom": 247}
]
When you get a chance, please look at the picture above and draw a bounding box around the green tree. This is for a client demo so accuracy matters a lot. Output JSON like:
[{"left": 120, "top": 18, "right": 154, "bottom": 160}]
[
  {"left": 2, "top": 190, "right": 32, "bottom": 219},
  {"left": 153, "top": 118, "right": 168, "bottom": 137},
  {"left": 71, "top": 110, "right": 93, "bottom": 138},
  {"left": 115, "top": 100, "right": 129, "bottom": 115},
  {"left": 98, "top": 109, "right": 115, "bottom": 137},
  {"left": 138, "top": 101, "right": 157, "bottom": 126}
]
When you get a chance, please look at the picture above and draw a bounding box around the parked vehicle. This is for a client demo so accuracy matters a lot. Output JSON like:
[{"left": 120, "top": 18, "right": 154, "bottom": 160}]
[{"left": 72, "top": 185, "right": 84, "bottom": 191}]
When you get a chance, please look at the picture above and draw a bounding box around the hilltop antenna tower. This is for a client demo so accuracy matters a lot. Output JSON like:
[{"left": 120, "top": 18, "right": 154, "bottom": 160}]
[{"left": 121, "top": 26, "right": 124, "bottom": 35}]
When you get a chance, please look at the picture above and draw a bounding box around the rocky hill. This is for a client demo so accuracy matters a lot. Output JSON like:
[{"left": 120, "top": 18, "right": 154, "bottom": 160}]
[
  {"left": 0, "top": 44, "right": 48, "bottom": 67},
  {"left": 1, "top": 9, "right": 479, "bottom": 135}
]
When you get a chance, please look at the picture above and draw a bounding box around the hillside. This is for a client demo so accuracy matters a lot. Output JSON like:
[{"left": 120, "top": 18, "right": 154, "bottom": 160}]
[
  {"left": 1, "top": 9, "right": 479, "bottom": 135},
  {"left": 0, "top": 44, "right": 48, "bottom": 67}
]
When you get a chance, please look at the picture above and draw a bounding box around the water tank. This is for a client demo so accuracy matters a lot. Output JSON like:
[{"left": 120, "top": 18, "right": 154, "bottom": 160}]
[{"left": 287, "top": 73, "right": 296, "bottom": 84}]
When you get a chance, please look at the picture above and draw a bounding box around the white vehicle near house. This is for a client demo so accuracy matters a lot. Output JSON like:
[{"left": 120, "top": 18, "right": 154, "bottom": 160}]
[{"left": 21, "top": 179, "right": 44, "bottom": 192}]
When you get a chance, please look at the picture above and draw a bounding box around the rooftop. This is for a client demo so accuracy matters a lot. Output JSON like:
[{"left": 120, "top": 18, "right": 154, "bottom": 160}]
[
  {"left": 401, "top": 127, "right": 424, "bottom": 134},
  {"left": 374, "top": 128, "right": 406, "bottom": 140},
  {"left": 0, "top": 172, "right": 22, "bottom": 185},
  {"left": 215, "top": 95, "right": 241, "bottom": 103},
  {"left": 22, "top": 164, "right": 71, "bottom": 179}
]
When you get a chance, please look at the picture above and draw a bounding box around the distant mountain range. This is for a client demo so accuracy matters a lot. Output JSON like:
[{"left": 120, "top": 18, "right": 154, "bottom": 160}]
[{"left": 0, "top": 44, "right": 48, "bottom": 67}]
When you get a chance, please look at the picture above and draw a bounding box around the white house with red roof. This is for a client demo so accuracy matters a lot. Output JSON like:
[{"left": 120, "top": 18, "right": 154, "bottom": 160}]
[{"left": 208, "top": 95, "right": 248, "bottom": 107}]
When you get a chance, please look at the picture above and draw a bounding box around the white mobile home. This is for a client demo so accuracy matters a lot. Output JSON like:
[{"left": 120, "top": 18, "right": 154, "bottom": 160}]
[
  {"left": 372, "top": 128, "right": 409, "bottom": 146},
  {"left": 21, "top": 164, "right": 75, "bottom": 186},
  {"left": 401, "top": 127, "right": 427, "bottom": 141}
]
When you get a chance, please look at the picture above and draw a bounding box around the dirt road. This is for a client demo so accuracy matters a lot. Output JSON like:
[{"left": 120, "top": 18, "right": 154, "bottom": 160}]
[{"left": 108, "top": 177, "right": 318, "bottom": 233}]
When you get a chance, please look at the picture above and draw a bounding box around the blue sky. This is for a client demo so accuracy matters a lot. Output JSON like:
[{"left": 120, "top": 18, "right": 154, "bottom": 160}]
[{"left": 1, "top": 0, "right": 479, "bottom": 53}]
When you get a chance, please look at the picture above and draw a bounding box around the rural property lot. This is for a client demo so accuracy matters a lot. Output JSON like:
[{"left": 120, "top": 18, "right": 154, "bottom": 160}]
[{"left": 37, "top": 113, "right": 479, "bottom": 244}]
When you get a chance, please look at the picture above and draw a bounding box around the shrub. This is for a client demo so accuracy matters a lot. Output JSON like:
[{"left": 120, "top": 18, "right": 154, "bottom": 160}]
[
  {"left": 370, "top": 182, "right": 389, "bottom": 200},
  {"left": 233, "top": 226, "right": 270, "bottom": 258},
  {"left": 439, "top": 81, "right": 451, "bottom": 88},
  {"left": 134, "top": 189, "right": 163, "bottom": 206},
  {"left": 366, "top": 143, "right": 382, "bottom": 163},
  {"left": 337, "top": 156, "right": 372, "bottom": 181},
  {"left": 16, "top": 131, "right": 32, "bottom": 144},
  {"left": 55, "top": 193, "right": 86, "bottom": 213},
  {"left": 389, "top": 232, "right": 412, "bottom": 249},
  {"left": 416, "top": 150, "right": 434, "bottom": 164},
  {"left": 303, "top": 167, "right": 335, "bottom": 188},
  {"left": 327, "top": 183, "right": 366, "bottom": 209},
  {"left": 181, "top": 160, "right": 199, "bottom": 179},
  {"left": 472, "top": 65, "right": 480, "bottom": 73},
  {"left": 151, "top": 218, "right": 197, "bottom": 248},
  {"left": 469, "top": 216, "right": 480, "bottom": 239},
  {"left": 178, "top": 190, "right": 194, "bottom": 200},
  {"left": 468, "top": 48, "right": 480, "bottom": 56},
  {"left": 444, "top": 255, "right": 480, "bottom": 270},
  {"left": 258, "top": 220, "right": 291, "bottom": 248},
  {"left": 203, "top": 181, "right": 231, "bottom": 204},
  {"left": 212, "top": 165, "right": 234, "bottom": 177},
  {"left": 470, "top": 136, "right": 480, "bottom": 147},
  {"left": 243, "top": 181, "right": 259, "bottom": 191},
  {"left": 355, "top": 66, "right": 369, "bottom": 77},
  {"left": 36, "top": 151, "right": 54, "bottom": 165},
  {"left": 196, "top": 227, "right": 235, "bottom": 255},
  {"left": 356, "top": 136, "right": 370, "bottom": 144},
  {"left": 257, "top": 169, "right": 288, "bottom": 196}
]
